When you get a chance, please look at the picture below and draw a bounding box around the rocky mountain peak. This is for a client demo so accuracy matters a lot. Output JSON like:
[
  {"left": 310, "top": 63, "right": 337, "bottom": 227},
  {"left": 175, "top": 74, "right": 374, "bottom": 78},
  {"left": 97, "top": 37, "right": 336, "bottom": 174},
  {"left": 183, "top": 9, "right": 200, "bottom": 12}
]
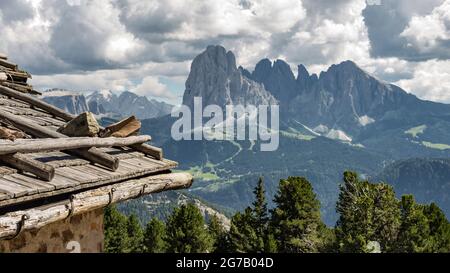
[
  {"left": 297, "top": 64, "right": 310, "bottom": 80},
  {"left": 41, "top": 89, "right": 89, "bottom": 115},
  {"left": 201, "top": 45, "right": 238, "bottom": 75},
  {"left": 296, "top": 64, "right": 318, "bottom": 91},
  {"left": 238, "top": 66, "right": 252, "bottom": 79},
  {"left": 273, "top": 59, "right": 295, "bottom": 80},
  {"left": 182, "top": 45, "right": 277, "bottom": 108},
  {"left": 250, "top": 58, "right": 297, "bottom": 103},
  {"left": 320, "top": 60, "right": 370, "bottom": 81}
]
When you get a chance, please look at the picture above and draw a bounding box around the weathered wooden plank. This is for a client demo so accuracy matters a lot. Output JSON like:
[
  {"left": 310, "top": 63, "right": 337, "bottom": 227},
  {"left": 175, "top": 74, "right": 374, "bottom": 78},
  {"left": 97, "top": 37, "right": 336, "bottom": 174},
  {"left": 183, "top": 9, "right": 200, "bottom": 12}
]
[
  {"left": 56, "top": 167, "right": 96, "bottom": 184},
  {"left": 0, "top": 135, "right": 151, "bottom": 155},
  {"left": 8, "top": 174, "right": 55, "bottom": 193},
  {"left": 44, "top": 125, "right": 60, "bottom": 131},
  {"left": 0, "top": 192, "right": 9, "bottom": 201},
  {"left": 100, "top": 147, "right": 145, "bottom": 158},
  {"left": 24, "top": 116, "right": 53, "bottom": 126},
  {"left": 68, "top": 166, "right": 106, "bottom": 182},
  {"left": 30, "top": 150, "right": 74, "bottom": 160},
  {"left": 0, "top": 98, "right": 30, "bottom": 108},
  {"left": 1, "top": 176, "right": 40, "bottom": 195},
  {"left": 0, "top": 59, "right": 18, "bottom": 70},
  {"left": 112, "top": 163, "right": 136, "bottom": 175},
  {"left": 130, "top": 143, "right": 163, "bottom": 160},
  {"left": 50, "top": 171, "right": 81, "bottom": 189},
  {"left": 131, "top": 156, "right": 164, "bottom": 166},
  {"left": 46, "top": 158, "right": 89, "bottom": 168},
  {"left": 75, "top": 165, "right": 113, "bottom": 179},
  {"left": 109, "top": 151, "right": 145, "bottom": 160},
  {"left": 31, "top": 116, "right": 66, "bottom": 126},
  {"left": 96, "top": 147, "right": 119, "bottom": 153},
  {"left": 0, "top": 178, "right": 31, "bottom": 198},
  {"left": 0, "top": 70, "right": 29, "bottom": 83},
  {"left": 135, "top": 156, "right": 174, "bottom": 167},
  {"left": 0, "top": 105, "right": 53, "bottom": 118},
  {"left": 0, "top": 166, "right": 17, "bottom": 175},
  {"left": 0, "top": 173, "right": 193, "bottom": 239},
  {"left": 0, "top": 154, "right": 55, "bottom": 181},
  {"left": 115, "top": 161, "right": 142, "bottom": 173},
  {"left": 29, "top": 151, "right": 90, "bottom": 168},
  {"left": 0, "top": 82, "right": 40, "bottom": 95}
]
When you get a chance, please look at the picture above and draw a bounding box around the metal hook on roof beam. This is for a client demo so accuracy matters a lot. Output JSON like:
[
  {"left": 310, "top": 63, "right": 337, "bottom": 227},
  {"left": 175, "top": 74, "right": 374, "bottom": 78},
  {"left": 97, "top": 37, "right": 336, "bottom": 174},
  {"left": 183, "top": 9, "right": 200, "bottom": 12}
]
[
  {"left": 107, "top": 187, "right": 116, "bottom": 206},
  {"left": 138, "top": 184, "right": 148, "bottom": 198},
  {"left": 6, "top": 214, "right": 29, "bottom": 240},
  {"left": 65, "top": 195, "right": 75, "bottom": 219}
]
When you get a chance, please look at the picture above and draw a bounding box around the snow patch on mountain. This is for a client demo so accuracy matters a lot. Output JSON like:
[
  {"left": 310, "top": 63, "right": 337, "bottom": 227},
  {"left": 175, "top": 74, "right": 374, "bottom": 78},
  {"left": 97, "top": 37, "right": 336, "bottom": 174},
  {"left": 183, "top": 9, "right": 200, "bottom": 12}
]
[
  {"left": 313, "top": 124, "right": 330, "bottom": 134},
  {"left": 326, "top": 129, "right": 352, "bottom": 142},
  {"left": 358, "top": 115, "right": 375, "bottom": 126}
]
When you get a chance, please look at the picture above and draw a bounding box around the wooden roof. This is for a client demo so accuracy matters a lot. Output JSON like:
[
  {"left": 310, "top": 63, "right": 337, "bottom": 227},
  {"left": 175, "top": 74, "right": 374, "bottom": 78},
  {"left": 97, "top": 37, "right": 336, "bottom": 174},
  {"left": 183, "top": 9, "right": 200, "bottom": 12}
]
[{"left": 0, "top": 54, "right": 188, "bottom": 210}]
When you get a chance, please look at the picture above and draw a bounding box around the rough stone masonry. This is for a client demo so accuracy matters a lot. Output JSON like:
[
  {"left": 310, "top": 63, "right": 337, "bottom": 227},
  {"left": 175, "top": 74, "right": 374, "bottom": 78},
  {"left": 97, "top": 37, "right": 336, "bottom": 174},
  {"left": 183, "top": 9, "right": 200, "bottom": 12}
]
[{"left": 0, "top": 208, "right": 104, "bottom": 253}]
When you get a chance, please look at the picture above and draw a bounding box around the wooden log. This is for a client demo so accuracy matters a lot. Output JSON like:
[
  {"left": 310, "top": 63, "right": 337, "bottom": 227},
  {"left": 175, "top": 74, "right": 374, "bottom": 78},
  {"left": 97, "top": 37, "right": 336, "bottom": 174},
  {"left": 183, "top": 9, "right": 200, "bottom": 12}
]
[
  {"left": 0, "top": 59, "right": 18, "bottom": 70},
  {"left": 99, "top": 116, "right": 141, "bottom": 138},
  {"left": 0, "top": 82, "right": 40, "bottom": 95},
  {"left": 0, "top": 69, "right": 31, "bottom": 82},
  {"left": 0, "top": 85, "right": 74, "bottom": 121},
  {"left": 0, "top": 72, "right": 7, "bottom": 81},
  {"left": 98, "top": 119, "right": 161, "bottom": 159},
  {"left": 129, "top": 143, "right": 163, "bottom": 160},
  {"left": 0, "top": 135, "right": 151, "bottom": 155},
  {"left": 0, "top": 172, "right": 193, "bottom": 239},
  {"left": 0, "top": 53, "right": 7, "bottom": 60},
  {"left": 0, "top": 109, "right": 119, "bottom": 171},
  {"left": 0, "top": 154, "right": 55, "bottom": 181}
]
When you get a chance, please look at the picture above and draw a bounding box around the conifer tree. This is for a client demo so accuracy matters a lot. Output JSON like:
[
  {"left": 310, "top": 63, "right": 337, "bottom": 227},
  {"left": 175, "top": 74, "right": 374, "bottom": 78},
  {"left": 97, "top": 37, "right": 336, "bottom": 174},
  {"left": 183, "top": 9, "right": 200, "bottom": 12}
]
[
  {"left": 252, "top": 177, "right": 270, "bottom": 252},
  {"left": 228, "top": 177, "right": 272, "bottom": 252},
  {"left": 208, "top": 214, "right": 229, "bottom": 252},
  {"left": 336, "top": 171, "right": 401, "bottom": 253},
  {"left": 126, "top": 214, "right": 144, "bottom": 252},
  {"left": 253, "top": 177, "right": 269, "bottom": 233},
  {"left": 271, "top": 176, "right": 325, "bottom": 253},
  {"left": 371, "top": 183, "right": 401, "bottom": 252},
  {"left": 229, "top": 208, "right": 260, "bottom": 253},
  {"left": 144, "top": 218, "right": 167, "bottom": 253},
  {"left": 165, "top": 203, "right": 212, "bottom": 253},
  {"left": 104, "top": 205, "right": 129, "bottom": 253},
  {"left": 423, "top": 203, "right": 450, "bottom": 252},
  {"left": 396, "top": 195, "right": 430, "bottom": 252}
]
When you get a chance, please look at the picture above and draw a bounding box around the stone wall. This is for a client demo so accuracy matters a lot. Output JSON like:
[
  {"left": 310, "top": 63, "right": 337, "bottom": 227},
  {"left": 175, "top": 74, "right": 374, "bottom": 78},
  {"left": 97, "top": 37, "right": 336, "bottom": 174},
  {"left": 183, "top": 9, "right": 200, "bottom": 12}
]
[{"left": 0, "top": 208, "right": 104, "bottom": 253}]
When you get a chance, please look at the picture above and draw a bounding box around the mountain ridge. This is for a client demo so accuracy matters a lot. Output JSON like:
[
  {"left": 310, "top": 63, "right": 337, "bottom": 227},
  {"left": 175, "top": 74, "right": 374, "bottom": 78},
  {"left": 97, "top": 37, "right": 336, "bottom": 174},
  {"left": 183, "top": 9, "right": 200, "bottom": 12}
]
[
  {"left": 183, "top": 45, "right": 450, "bottom": 141},
  {"left": 41, "top": 89, "right": 173, "bottom": 119}
]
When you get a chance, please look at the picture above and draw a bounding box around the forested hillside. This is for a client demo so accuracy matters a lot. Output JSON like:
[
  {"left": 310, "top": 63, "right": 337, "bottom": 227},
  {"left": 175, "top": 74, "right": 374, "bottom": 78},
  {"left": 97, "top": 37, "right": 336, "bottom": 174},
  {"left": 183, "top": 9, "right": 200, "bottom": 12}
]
[{"left": 104, "top": 172, "right": 450, "bottom": 253}]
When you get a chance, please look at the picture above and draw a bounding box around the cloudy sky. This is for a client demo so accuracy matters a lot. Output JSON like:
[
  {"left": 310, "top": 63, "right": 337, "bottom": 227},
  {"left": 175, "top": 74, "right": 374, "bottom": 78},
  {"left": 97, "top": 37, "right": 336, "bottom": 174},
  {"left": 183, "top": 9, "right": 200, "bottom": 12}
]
[{"left": 1, "top": 0, "right": 449, "bottom": 105}]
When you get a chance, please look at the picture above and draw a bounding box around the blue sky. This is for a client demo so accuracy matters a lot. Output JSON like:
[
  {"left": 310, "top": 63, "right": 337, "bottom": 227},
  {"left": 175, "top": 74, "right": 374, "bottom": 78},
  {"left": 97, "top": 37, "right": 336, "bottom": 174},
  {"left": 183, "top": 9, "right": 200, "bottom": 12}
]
[{"left": 1, "top": 0, "right": 449, "bottom": 105}]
